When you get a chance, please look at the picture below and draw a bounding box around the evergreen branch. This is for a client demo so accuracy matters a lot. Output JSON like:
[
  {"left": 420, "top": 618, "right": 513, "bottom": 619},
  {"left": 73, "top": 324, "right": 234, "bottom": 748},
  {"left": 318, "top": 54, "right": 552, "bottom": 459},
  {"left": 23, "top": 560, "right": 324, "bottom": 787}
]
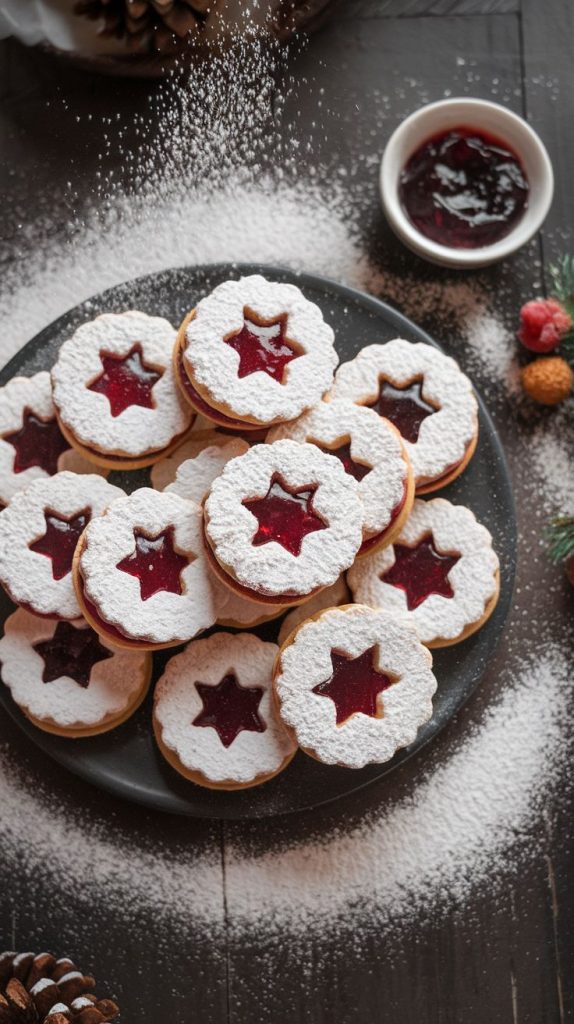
[
  {"left": 547, "top": 515, "right": 574, "bottom": 564},
  {"left": 550, "top": 254, "right": 574, "bottom": 304}
]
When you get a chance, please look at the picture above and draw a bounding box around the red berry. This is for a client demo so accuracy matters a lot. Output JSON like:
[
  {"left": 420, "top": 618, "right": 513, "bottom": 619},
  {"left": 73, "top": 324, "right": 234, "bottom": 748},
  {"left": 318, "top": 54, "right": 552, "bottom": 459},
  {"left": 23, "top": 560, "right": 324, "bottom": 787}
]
[{"left": 518, "top": 298, "right": 573, "bottom": 353}]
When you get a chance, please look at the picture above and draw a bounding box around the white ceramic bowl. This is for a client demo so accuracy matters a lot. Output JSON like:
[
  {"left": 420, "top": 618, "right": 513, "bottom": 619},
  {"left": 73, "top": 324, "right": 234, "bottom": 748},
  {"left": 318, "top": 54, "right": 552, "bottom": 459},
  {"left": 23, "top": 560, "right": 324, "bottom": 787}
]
[{"left": 380, "top": 97, "right": 554, "bottom": 268}]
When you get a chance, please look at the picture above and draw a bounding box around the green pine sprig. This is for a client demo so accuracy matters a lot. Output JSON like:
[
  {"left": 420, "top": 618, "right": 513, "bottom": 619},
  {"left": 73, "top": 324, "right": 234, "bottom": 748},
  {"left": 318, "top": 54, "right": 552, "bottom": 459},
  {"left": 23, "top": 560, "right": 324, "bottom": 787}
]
[
  {"left": 547, "top": 515, "right": 574, "bottom": 564},
  {"left": 548, "top": 256, "right": 574, "bottom": 366}
]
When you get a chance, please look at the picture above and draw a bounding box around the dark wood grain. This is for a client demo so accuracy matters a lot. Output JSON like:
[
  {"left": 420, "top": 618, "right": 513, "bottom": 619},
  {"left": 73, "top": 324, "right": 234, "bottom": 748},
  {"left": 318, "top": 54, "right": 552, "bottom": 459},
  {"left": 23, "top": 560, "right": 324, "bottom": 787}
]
[{"left": 0, "top": 0, "right": 573, "bottom": 1021}]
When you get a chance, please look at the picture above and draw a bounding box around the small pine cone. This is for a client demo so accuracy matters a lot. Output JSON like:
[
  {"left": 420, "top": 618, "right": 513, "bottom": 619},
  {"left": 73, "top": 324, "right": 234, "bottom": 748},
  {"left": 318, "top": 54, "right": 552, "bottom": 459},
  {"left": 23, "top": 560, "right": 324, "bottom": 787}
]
[
  {"left": 0, "top": 955, "right": 118, "bottom": 1024},
  {"left": 73, "top": 0, "right": 204, "bottom": 53}
]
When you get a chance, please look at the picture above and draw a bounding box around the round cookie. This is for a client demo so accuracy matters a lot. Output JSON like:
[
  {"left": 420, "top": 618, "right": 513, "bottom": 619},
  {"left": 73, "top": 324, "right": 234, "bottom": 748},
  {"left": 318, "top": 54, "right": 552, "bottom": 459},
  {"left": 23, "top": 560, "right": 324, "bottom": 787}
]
[
  {"left": 0, "top": 471, "right": 124, "bottom": 621},
  {"left": 153, "top": 631, "right": 297, "bottom": 789},
  {"left": 328, "top": 339, "right": 479, "bottom": 492},
  {"left": 204, "top": 439, "right": 364, "bottom": 605},
  {"left": 268, "top": 399, "right": 414, "bottom": 554},
  {"left": 274, "top": 604, "right": 437, "bottom": 769},
  {"left": 348, "top": 497, "right": 500, "bottom": 647},
  {"left": 75, "top": 487, "right": 219, "bottom": 650},
  {"left": 150, "top": 431, "right": 245, "bottom": 491},
  {"left": 277, "top": 576, "right": 350, "bottom": 647},
  {"left": 51, "top": 310, "right": 193, "bottom": 469},
  {"left": 0, "top": 608, "right": 152, "bottom": 737},
  {"left": 0, "top": 372, "right": 106, "bottom": 505},
  {"left": 164, "top": 439, "right": 249, "bottom": 505},
  {"left": 176, "top": 274, "right": 338, "bottom": 429}
]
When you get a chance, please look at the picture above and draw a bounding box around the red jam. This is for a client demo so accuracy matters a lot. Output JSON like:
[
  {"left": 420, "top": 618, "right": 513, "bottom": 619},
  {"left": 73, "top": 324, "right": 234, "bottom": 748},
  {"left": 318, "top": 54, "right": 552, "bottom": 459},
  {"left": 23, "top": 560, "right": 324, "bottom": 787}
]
[
  {"left": 382, "top": 534, "right": 459, "bottom": 610},
  {"left": 33, "top": 620, "right": 112, "bottom": 688},
  {"left": 243, "top": 475, "right": 326, "bottom": 557},
  {"left": 318, "top": 441, "right": 371, "bottom": 482},
  {"left": 399, "top": 127, "right": 529, "bottom": 249},
  {"left": 312, "top": 647, "right": 395, "bottom": 725},
  {"left": 367, "top": 378, "right": 435, "bottom": 444},
  {"left": 30, "top": 509, "right": 90, "bottom": 580},
  {"left": 117, "top": 527, "right": 189, "bottom": 601},
  {"left": 193, "top": 672, "right": 265, "bottom": 748},
  {"left": 4, "top": 410, "right": 70, "bottom": 475},
  {"left": 88, "top": 344, "right": 162, "bottom": 417},
  {"left": 225, "top": 314, "right": 298, "bottom": 383}
]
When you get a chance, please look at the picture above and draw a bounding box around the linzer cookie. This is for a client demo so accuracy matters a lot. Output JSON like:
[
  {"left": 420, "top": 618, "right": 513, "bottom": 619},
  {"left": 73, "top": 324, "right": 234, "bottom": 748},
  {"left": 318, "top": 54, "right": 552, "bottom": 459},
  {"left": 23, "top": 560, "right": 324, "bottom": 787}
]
[
  {"left": 153, "top": 631, "right": 297, "bottom": 789},
  {"left": 274, "top": 604, "right": 437, "bottom": 768},
  {"left": 75, "top": 488, "right": 218, "bottom": 649},
  {"left": 0, "top": 372, "right": 104, "bottom": 505},
  {"left": 329, "top": 339, "right": 479, "bottom": 492},
  {"left": 0, "top": 471, "right": 124, "bottom": 621},
  {"left": 175, "top": 275, "right": 338, "bottom": 429},
  {"left": 163, "top": 438, "right": 249, "bottom": 505},
  {"left": 204, "top": 439, "right": 364, "bottom": 604},
  {"left": 268, "top": 399, "right": 414, "bottom": 554},
  {"left": 277, "top": 575, "right": 350, "bottom": 646},
  {"left": 348, "top": 497, "right": 500, "bottom": 647},
  {"left": 214, "top": 577, "right": 287, "bottom": 629},
  {"left": 150, "top": 431, "right": 245, "bottom": 491},
  {"left": 51, "top": 310, "right": 193, "bottom": 469},
  {"left": 0, "top": 608, "right": 152, "bottom": 737}
]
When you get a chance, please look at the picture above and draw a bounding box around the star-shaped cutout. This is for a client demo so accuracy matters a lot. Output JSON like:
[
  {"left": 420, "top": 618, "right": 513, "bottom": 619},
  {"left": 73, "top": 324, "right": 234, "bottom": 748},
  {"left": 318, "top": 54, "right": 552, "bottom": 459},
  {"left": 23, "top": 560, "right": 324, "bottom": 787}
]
[
  {"left": 33, "top": 620, "right": 112, "bottom": 688},
  {"left": 192, "top": 672, "right": 266, "bottom": 748},
  {"left": 312, "top": 646, "right": 396, "bottom": 725},
  {"left": 381, "top": 534, "right": 460, "bottom": 610},
  {"left": 88, "top": 344, "right": 163, "bottom": 418},
  {"left": 318, "top": 440, "right": 371, "bottom": 482},
  {"left": 4, "top": 411, "right": 70, "bottom": 476},
  {"left": 243, "top": 474, "right": 327, "bottom": 557},
  {"left": 225, "top": 312, "right": 299, "bottom": 384},
  {"left": 29, "top": 509, "right": 90, "bottom": 580},
  {"left": 116, "top": 527, "right": 190, "bottom": 601},
  {"left": 367, "top": 378, "right": 436, "bottom": 443}
]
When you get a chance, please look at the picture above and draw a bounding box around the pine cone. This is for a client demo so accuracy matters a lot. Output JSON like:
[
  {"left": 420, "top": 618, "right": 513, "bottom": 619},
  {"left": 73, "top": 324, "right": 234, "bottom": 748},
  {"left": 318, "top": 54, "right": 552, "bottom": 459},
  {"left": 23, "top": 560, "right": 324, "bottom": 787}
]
[
  {"left": 73, "top": 0, "right": 206, "bottom": 54},
  {"left": 0, "top": 954, "right": 118, "bottom": 1024}
]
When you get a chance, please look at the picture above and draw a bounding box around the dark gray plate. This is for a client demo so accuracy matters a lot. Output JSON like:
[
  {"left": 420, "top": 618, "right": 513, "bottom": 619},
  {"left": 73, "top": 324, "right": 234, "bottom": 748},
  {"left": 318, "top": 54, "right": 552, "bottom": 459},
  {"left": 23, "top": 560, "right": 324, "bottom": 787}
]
[{"left": 0, "top": 263, "right": 516, "bottom": 819}]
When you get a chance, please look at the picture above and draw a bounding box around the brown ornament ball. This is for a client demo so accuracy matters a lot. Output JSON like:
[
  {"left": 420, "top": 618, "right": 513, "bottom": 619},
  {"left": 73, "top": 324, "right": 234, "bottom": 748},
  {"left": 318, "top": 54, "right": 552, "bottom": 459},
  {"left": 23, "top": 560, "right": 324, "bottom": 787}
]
[{"left": 521, "top": 356, "right": 574, "bottom": 405}]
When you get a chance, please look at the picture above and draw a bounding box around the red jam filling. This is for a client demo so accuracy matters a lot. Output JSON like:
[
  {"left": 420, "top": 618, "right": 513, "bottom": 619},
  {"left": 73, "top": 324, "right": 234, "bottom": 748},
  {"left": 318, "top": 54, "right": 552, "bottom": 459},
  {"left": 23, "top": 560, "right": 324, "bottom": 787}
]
[
  {"left": 33, "top": 620, "right": 112, "bottom": 688},
  {"left": 225, "top": 313, "right": 298, "bottom": 384},
  {"left": 30, "top": 509, "right": 90, "bottom": 581},
  {"left": 399, "top": 127, "right": 529, "bottom": 249},
  {"left": 382, "top": 534, "right": 460, "bottom": 610},
  {"left": 243, "top": 475, "right": 327, "bottom": 557},
  {"left": 176, "top": 347, "right": 261, "bottom": 431},
  {"left": 88, "top": 344, "right": 162, "bottom": 417},
  {"left": 4, "top": 410, "right": 70, "bottom": 475},
  {"left": 367, "top": 378, "right": 435, "bottom": 444},
  {"left": 192, "top": 672, "right": 265, "bottom": 748},
  {"left": 116, "top": 527, "right": 190, "bottom": 601},
  {"left": 317, "top": 441, "right": 371, "bottom": 482},
  {"left": 312, "top": 646, "right": 395, "bottom": 725}
]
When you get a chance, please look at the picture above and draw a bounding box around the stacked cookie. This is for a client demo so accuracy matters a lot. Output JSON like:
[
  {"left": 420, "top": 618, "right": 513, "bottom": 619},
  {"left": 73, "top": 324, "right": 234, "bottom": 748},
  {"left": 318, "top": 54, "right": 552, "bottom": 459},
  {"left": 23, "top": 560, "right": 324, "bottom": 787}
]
[{"left": 0, "top": 274, "right": 500, "bottom": 790}]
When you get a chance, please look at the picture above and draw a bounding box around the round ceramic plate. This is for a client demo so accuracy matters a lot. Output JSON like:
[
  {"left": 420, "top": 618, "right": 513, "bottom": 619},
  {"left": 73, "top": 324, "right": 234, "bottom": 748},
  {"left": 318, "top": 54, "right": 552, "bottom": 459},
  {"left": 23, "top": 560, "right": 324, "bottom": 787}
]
[{"left": 0, "top": 263, "right": 516, "bottom": 819}]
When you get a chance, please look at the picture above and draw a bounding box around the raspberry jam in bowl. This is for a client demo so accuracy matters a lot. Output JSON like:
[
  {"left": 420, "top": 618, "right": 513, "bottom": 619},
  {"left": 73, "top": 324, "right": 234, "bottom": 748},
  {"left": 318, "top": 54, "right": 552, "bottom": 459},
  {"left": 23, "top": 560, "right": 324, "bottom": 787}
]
[{"left": 381, "top": 98, "right": 553, "bottom": 268}]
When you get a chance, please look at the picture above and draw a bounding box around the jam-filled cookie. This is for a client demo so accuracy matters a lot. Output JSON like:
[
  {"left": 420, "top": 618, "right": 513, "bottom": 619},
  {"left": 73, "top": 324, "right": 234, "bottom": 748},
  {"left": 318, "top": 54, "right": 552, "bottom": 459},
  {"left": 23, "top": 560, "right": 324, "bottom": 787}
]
[
  {"left": 329, "top": 339, "right": 479, "bottom": 493},
  {"left": 150, "top": 430, "right": 245, "bottom": 491},
  {"left": 175, "top": 275, "right": 338, "bottom": 430},
  {"left": 274, "top": 604, "right": 436, "bottom": 768},
  {"left": 153, "top": 631, "right": 297, "bottom": 789},
  {"left": 0, "top": 608, "right": 152, "bottom": 737},
  {"left": 0, "top": 471, "right": 124, "bottom": 621},
  {"left": 204, "top": 439, "right": 364, "bottom": 605},
  {"left": 348, "top": 497, "right": 500, "bottom": 647},
  {"left": 277, "top": 575, "right": 350, "bottom": 646},
  {"left": 0, "top": 372, "right": 105, "bottom": 505},
  {"left": 74, "top": 487, "right": 218, "bottom": 650},
  {"left": 163, "top": 438, "right": 249, "bottom": 505},
  {"left": 268, "top": 399, "right": 414, "bottom": 555},
  {"left": 51, "top": 311, "right": 193, "bottom": 469}
]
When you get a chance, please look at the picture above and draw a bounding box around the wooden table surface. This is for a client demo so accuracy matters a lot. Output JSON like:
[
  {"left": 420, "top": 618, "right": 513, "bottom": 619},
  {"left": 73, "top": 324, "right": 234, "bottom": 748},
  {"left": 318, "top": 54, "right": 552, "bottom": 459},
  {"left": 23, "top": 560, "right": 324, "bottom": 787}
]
[{"left": 0, "top": 1, "right": 573, "bottom": 1021}]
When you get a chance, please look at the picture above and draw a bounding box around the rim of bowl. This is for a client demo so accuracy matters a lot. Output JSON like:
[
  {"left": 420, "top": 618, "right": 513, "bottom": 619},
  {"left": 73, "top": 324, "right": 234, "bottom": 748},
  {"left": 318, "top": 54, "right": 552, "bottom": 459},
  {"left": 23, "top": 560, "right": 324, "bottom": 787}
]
[{"left": 380, "top": 97, "right": 554, "bottom": 268}]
